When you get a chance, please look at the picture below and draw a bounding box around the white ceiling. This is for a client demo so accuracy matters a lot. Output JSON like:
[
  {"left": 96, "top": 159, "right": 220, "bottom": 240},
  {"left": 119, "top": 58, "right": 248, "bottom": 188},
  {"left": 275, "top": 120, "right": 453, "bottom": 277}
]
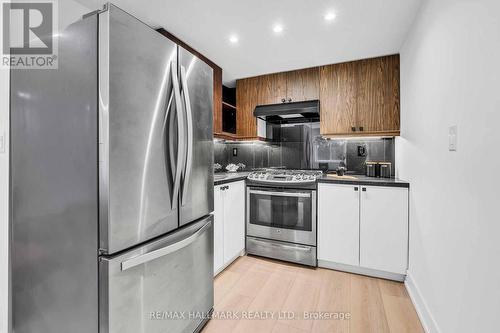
[{"left": 76, "top": 0, "right": 422, "bottom": 86}]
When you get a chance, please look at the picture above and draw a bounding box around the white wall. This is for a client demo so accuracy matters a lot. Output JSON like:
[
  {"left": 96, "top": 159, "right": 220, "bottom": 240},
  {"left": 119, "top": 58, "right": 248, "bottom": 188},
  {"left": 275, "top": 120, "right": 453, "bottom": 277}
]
[
  {"left": 0, "top": 1, "right": 97, "bottom": 332},
  {"left": 0, "top": 52, "right": 9, "bottom": 333},
  {"left": 397, "top": 0, "right": 500, "bottom": 332}
]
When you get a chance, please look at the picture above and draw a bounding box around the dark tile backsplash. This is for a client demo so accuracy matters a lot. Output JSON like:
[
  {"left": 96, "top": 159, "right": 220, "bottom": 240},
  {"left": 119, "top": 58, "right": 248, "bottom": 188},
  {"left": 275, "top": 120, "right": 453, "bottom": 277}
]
[{"left": 215, "top": 137, "right": 395, "bottom": 176}]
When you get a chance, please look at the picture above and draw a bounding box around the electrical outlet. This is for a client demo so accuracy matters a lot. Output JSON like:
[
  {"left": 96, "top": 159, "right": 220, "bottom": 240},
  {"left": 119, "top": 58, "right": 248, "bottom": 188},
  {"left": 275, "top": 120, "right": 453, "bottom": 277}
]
[
  {"left": 232, "top": 148, "right": 238, "bottom": 157},
  {"left": 357, "top": 145, "right": 366, "bottom": 157},
  {"left": 448, "top": 125, "right": 457, "bottom": 151}
]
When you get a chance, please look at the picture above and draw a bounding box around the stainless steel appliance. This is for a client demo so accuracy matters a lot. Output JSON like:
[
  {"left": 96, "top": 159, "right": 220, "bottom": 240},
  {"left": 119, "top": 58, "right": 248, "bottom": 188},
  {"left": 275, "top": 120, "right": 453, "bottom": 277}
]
[
  {"left": 254, "top": 100, "right": 320, "bottom": 123},
  {"left": 246, "top": 170, "right": 322, "bottom": 266},
  {"left": 10, "top": 4, "right": 214, "bottom": 333}
]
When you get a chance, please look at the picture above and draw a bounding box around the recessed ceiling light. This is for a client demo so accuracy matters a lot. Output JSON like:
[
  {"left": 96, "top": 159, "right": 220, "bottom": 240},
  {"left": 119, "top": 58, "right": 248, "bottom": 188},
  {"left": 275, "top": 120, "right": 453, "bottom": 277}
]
[
  {"left": 324, "top": 11, "right": 337, "bottom": 22},
  {"left": 228, "top": 35, "right": 239, "bottom": 44},
  {"left": 273, "top": 24, "right": 284, "bottom": 34}
]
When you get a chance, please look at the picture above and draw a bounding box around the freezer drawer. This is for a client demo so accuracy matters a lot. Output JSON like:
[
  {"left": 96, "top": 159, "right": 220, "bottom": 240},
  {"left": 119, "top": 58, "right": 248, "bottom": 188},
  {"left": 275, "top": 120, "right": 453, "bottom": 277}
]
[{"left": 99, "top": 216, "right": 214, "bottom": 333}]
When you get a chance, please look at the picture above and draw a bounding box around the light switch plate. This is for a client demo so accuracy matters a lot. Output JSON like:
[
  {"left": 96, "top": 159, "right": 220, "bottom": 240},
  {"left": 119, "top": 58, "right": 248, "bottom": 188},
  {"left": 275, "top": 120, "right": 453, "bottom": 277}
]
[{"left": 448, "top": 125, "right": 457, "bottom": 151}]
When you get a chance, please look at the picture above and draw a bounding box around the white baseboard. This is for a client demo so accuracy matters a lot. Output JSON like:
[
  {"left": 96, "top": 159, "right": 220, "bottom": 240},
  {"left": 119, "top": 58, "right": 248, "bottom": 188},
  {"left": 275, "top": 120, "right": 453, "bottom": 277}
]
[
  {"left": 214, "top": 249, "right": 246, "bottom": 276},
  {"left": 318, "top": 260, "right": 405, "bottom": 282},
  {"left": 404, "top": 273, "right": 441, "bottom": 333}
]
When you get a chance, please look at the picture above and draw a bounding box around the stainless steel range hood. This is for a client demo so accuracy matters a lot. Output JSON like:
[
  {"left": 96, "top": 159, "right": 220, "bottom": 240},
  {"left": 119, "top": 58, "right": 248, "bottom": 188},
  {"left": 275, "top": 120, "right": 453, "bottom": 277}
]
[{"left": 254, "top": 100, "right": 320, "bottom": 124}]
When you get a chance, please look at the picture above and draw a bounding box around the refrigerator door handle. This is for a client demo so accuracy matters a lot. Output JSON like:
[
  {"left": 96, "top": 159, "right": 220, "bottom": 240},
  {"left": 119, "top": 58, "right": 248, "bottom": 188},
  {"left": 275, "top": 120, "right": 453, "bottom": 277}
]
[
  {"left": 170, "top": 61, "right": 185, "bottom": 210},
  {"left": 179, "top": 65, "right": 194, "bottom": 206},
  {"left": 120, "top": 220, "right": 212, "bottom": 271}
]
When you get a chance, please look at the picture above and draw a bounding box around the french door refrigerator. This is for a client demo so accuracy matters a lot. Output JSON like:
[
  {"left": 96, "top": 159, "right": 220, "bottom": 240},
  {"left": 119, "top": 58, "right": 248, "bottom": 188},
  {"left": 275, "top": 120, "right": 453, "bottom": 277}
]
[{"left": 10, "top": 4, "right": 214, "bottom": 333}]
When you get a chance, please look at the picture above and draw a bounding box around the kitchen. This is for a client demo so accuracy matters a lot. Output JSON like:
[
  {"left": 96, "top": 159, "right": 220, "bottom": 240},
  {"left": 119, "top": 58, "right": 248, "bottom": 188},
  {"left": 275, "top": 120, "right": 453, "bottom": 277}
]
[{"left": 1, "top": 1, "right": 499, "bottom": 333}]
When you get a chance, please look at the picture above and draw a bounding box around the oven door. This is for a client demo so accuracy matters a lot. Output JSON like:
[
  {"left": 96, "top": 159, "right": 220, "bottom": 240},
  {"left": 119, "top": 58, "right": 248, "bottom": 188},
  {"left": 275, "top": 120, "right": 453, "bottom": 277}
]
[{"left": 247, "top": 187, "right": 317, "bottom": 246}]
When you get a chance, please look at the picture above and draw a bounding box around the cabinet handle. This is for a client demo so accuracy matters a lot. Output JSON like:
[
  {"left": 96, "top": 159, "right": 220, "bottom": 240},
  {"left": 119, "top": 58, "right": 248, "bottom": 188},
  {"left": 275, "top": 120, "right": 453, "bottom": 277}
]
[
  {"left": 281, "top": 98, "right": 286, "bottom": 103},
  {"left": 362, "top": 188, "right": 367, "bottom": 192},
  {"left": 359, "top": 126, "right": 364, "bottom": 131},
  {"left": 354, "top": 187, "right": 358, "bottom": 191},
  {"left": 351, "top": 127, "right": 356, "bottom": 132}
]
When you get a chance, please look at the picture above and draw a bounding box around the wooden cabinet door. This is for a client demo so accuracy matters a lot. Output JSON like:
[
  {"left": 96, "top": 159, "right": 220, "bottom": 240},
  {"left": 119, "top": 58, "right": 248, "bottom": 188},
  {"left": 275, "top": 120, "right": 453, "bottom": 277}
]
[
  {"left": 318, "top": 183, "right": 360, "bottom": 266},
  {"left": 213, "top": 68, "right": 223, "bottom": 134},
  {"left": 257, "top": 72, "right": 287, "bottom": 105},
  {"left": 359, "top": 186, "right": 408, "bottom": 274},
  {"left": 286, "top": 67, "right": 319, "bottom": 102},
  {"left": 236, "top": 77, "right": 259, "bottom": 137},
  {"left": 223, "top": 181, "right": 246, "bottom": 265},
  {"left": 320, "top": 63, "right": 358, "bottom": 135},
  {"left": 214, "top": 185, "right": 225, "bottom": 275},
  {"left": 357, "top": 55, "right": 400, "bottom": 134}
]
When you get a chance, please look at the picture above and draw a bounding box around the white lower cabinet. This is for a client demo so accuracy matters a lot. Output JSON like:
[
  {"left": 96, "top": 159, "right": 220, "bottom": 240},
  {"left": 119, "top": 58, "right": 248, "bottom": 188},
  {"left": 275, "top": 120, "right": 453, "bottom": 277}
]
[
  {"left": 318, "top": 183, "right": 408, "bottom": 279},
  {"left": 360, "top": 186, "right": 408, "bottom": 275},
  {"left": 213, "top": 181, "right": 245, "bottom": 276},
  {"left": 318, "top": 184, "right": 360, "bottom": 266}
]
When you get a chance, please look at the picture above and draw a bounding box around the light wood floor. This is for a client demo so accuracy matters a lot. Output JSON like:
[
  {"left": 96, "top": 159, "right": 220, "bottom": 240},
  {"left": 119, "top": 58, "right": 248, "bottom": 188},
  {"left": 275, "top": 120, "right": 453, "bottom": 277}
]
[{"left": 202, "top": 255, "right": 423, "bottom": 333}]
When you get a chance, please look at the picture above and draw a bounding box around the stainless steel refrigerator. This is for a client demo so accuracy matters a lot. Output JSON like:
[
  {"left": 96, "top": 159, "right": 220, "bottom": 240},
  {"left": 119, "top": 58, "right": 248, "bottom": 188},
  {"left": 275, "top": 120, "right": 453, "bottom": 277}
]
[{"left": 10, "top": 4, "right": 214, "bottom": 333}]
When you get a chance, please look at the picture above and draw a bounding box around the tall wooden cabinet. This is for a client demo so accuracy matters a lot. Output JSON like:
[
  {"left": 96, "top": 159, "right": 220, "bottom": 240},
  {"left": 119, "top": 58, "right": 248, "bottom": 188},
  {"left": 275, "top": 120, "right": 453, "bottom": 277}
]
[{"left": 320, "top": 55, "right": 400, "bottom": 137}]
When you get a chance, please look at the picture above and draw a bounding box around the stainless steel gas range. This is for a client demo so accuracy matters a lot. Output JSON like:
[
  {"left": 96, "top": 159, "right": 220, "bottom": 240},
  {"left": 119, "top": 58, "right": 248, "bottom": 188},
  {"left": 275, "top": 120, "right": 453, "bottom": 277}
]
[{"left": 245, "top": 169, "right": 323, "bottom": 267}]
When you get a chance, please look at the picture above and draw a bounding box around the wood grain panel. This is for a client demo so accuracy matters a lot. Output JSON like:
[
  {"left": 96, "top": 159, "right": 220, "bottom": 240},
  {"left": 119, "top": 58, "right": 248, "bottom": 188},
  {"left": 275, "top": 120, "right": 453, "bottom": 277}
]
[
  {"left": 286, "top": 67, "right": 319, "bottom": 102},
  {"left": 320, "top": 62, "right": 358, "bottom": 135},
  {"left": 258, "top": 72, "right": 287, "bottom": 105},
  {"left": 357, "top": 55, "right": 400, "bottom": 133},
  {"left": 213, "top": 67, "right": 223, "bottom": 133},
  {"left": 236, "top": 77, "right": 259, "bottom": 137}
]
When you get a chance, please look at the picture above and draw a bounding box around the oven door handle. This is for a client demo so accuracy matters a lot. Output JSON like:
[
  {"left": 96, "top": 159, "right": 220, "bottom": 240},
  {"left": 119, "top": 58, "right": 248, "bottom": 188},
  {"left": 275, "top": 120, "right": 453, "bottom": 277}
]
[{"left": 248, "top": 190, "right": 311, "bottom": 198}]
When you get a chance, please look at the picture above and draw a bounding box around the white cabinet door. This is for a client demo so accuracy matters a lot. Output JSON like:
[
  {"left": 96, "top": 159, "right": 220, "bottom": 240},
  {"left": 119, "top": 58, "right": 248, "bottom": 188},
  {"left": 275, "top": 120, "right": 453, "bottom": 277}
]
[
  {"left": 360, "top": 186, "right": 408, "bottom": 274},
  {"left": 213, "top": 185, "right": 224, "bottom": 275},
  {"left": 318, "top": 183, "right": 360, "bottom": 266},
  {"left": 223, "top": 181, "right": 246, "bottom": 265}
]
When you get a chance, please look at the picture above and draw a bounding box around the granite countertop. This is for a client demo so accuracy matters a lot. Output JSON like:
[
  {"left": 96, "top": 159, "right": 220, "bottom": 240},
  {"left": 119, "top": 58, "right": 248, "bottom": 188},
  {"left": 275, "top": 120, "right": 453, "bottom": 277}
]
[
  {"left": 214, "top": 171, "right": 250, "bottom": 185},
  {"left": 318, "top": 174, "right": 409, "bottom": 188}
]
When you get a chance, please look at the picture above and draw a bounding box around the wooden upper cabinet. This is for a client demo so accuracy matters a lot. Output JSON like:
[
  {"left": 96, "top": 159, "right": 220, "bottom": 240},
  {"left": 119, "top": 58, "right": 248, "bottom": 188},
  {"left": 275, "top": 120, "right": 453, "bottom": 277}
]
[
  {"left": 236, "top": 76, "right": 259, "bottom": 138},
  {"left": 257, "top": 68, "right": 319, "bottom": 104},
  {"left": 286, "top": 67, "right": 319, "bottom": 102},
  {"left": 257, "top": 72, "right": 287, "bottom": 105},
  {"left": 357, "top": 55, "right": 400, "bottom": 134},
  {"left": 235, "top": 55, "right": 400, "bottom": 140},
  {"left": 213, "top": 67, "right": 223, "bottom": 134},
  {"left": 320, "top": 62, "right": 358, "bottom": 135},
  {"left": 320, "top": 55, "right": 400, "bottom": 136}
]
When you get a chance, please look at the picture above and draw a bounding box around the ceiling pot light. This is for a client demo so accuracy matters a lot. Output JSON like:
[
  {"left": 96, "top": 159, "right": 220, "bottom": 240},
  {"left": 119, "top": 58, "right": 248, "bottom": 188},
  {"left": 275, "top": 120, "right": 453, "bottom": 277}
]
[
  {"left": 229, "top": 35, "right": 239, "bottom": 44},
  {"left": 324, "top": 11, "right": 337, "bottom": 22},
  {"left": 273, "top": 24, "right": 284, "bottom": 34}
]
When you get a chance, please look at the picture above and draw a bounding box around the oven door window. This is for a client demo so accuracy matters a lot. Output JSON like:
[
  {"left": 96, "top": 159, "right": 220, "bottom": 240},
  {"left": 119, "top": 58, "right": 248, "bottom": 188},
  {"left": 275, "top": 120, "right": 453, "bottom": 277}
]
[{"left": 249, "top": 190, "right": 312, "bottom": 231}]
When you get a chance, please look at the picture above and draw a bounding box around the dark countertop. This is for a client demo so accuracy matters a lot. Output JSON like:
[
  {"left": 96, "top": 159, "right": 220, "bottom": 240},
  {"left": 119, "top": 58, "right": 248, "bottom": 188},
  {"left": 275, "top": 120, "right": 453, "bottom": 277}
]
[
  {"left": 318, "top": 174, "right": 410, "bottom": 188},
  {"left": 214, "top": 171, "right": 409, "bottom": 188},
  {"left": 214, "top": 172, "right": 250, "bottom": 185}
]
